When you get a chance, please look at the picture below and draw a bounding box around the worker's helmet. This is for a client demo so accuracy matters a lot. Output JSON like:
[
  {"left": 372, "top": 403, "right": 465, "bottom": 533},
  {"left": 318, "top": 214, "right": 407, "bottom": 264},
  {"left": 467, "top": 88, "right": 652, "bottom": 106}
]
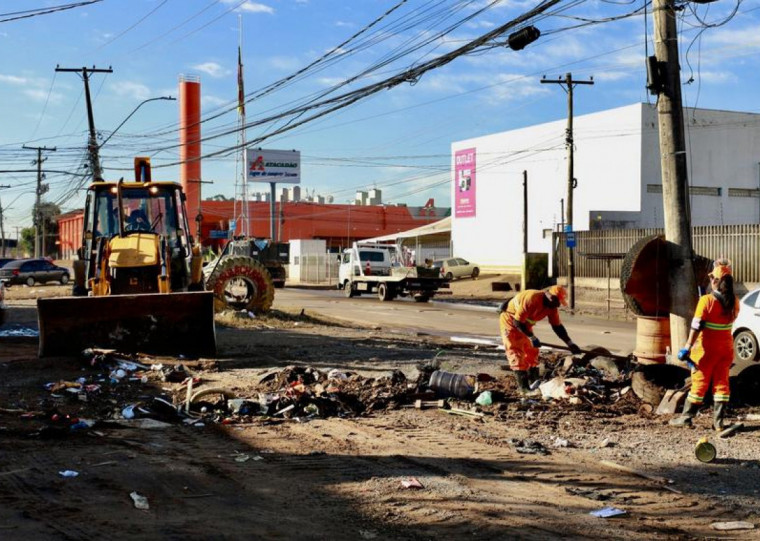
[
  {"left": 547, "top": 285, "right": 568, "bottom": 306},
  {"left": 710, "top": 258, "right": 732, "bottom": 281}
]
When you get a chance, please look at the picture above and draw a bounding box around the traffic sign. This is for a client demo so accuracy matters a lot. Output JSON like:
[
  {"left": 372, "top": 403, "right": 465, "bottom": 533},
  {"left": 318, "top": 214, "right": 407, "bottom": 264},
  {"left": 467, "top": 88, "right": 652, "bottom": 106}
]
[{"left": 566, "top": 231, "right": 576, "bottom": 248}]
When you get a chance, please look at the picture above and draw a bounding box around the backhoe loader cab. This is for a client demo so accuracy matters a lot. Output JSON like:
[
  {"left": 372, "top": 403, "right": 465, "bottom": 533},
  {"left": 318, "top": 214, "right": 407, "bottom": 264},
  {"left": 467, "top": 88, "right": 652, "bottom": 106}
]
[
  {"left": 81, "top": 180, "right": 192, "bottom": 295},
  {"left": 37, "top": 158, "right": 215, "bottom": 357}
]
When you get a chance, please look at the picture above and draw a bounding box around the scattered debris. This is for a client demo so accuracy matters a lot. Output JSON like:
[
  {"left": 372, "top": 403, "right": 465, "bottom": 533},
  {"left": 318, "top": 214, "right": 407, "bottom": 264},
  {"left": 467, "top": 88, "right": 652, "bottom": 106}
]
[
  {"left": 718, "top": 423, "right": 744, "bottom": 439},
  {"left": 58, "top": 470, "right": 79, "bottom": 478},
  {"left": 509, "top": 439, "right": 549, "bottom": 455},
  {"left": 400, "top": 477, "right": 424, "bottom": 489},
  {"left": 589, "top": 506, "right": 627, "bottom": 518},
  {"left": 710, "top": 521, "right": 755, "bottom": 531},
  {"left": 130, "top": 491, "right": 150, "bottom": 510},
  {"left": 475, "top": 391, "right": 493, "bottom": 406},
  {"left": 695, "top": 437, "right": 717, "bottom": 463}
]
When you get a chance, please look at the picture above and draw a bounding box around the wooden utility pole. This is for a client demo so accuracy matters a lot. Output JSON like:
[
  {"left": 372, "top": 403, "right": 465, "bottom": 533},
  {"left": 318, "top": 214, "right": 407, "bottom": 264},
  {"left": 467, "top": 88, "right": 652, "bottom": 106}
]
[
  {"left": 22, "top": 145, "right": 56, "bottom": 258},
  {"left": 541, "top": 73, "right": 594, "bottom": 309},
  {"left": 651, "top": 0, "right": 697, "bottom": 352},
  {"left": 55, "top": 66, "right": 112, "bottom": 181}
]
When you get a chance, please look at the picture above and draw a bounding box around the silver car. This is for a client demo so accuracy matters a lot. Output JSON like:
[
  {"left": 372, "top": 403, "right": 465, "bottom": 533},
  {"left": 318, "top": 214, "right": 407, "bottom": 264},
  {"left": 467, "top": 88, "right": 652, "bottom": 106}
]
[{"left": 432, "top": 257, "right": 480, "bottom": 281}]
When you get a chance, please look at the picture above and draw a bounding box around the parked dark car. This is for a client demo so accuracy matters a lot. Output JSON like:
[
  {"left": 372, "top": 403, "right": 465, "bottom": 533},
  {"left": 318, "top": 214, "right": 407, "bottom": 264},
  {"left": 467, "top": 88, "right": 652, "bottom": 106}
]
[
  {"left": 0, "top": 280, "right": 6, "bottom": 325},
  {"left": 0, "top": 259, "right": 70, "bottom": 286}
]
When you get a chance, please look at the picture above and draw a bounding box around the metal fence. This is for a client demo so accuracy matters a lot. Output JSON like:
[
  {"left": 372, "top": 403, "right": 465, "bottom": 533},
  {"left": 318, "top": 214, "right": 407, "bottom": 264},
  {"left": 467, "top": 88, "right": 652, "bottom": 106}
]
[
  {"left": 554, "top": 224, "right": 760, "bottom": 282},
  {"left": 290, "top": 254, "right": 340, "bottom": 285}
]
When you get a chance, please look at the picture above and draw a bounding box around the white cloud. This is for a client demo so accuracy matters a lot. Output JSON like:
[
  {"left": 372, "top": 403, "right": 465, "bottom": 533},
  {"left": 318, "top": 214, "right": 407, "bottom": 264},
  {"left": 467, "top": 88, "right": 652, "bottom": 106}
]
[
  {"left": 192, "top": 62, "right": 229, "bottom": 78},
  {"left": 111, "top": 81, "right": 151, "bottom": 101},
  {"left": 222, "top": 0, "right": 274, "bottom": 14},
  {"left": 202, "top": 95, "right": 229, "bottom": 108},
  {"left": 335, "top": 21, "right": 354, "bottom": 28},
  {"left": 695, "top": 71, "right": 738, "bottom": 84},
  {"left": 268, "top": 55, "right": 302, "bottom": 71},
  {"left": 0, "top": 74, "right": 27, "bottom": 85},
  {"left": 23, "top": 89, "right": 64, "bottom": 103},
  {"left": 316, "top": 77, "right": 345, "bottom": 87}
]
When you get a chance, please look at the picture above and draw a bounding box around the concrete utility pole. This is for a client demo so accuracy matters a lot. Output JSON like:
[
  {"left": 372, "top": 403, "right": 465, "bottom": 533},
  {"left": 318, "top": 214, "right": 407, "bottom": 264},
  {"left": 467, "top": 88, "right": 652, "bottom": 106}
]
[
  {"left": 22, "top": 145, "right": 56, "bottom": 258},
  {"left": 650, "top": 0, "right": 697, "bottom": 352},
  {"left": 522, "top": 170, "right": 528, "bottom": 291},
  {"left": 55, "top": 66, "right": 113, "bottom": 181},
  {"left": 541, "top": 73, "right": 594, "bottom": 310}
]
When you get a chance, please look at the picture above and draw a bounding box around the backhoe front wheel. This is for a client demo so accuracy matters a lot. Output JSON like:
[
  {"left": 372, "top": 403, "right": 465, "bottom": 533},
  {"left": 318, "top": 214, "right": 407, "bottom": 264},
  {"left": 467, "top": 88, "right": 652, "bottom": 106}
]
[{"left": 205, "top": 256, "right": 275, "bottom": 314}]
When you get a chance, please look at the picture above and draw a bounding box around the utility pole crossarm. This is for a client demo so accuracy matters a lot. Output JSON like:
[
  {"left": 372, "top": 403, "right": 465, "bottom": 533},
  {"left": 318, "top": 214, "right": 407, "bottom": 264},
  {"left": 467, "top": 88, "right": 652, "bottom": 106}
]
[{"left": 540, "top": 72, "right": 594, "bottom": 311}]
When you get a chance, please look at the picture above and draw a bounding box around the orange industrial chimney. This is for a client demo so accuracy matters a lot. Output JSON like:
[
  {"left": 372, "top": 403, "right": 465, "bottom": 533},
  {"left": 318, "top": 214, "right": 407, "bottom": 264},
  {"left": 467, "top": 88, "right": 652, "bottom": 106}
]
[{"left": 179, "top": 75, "right": 201, "bottom": 234}]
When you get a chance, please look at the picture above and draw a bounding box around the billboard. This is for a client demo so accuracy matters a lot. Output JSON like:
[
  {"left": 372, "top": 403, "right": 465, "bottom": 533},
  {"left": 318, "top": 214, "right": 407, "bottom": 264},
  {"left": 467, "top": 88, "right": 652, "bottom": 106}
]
[
  {"left": 245, "top": 149, "right": 300, "bottom": 184},
  {"left": 454, "top": 148, "right": 476, "bottom": 218}
]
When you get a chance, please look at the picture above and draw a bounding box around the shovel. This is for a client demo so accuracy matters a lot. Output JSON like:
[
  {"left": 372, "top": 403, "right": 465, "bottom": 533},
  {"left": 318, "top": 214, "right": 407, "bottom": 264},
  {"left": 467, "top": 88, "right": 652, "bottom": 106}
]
[{"left": 655, "top": 383, "right": 690, "bottom": 415}]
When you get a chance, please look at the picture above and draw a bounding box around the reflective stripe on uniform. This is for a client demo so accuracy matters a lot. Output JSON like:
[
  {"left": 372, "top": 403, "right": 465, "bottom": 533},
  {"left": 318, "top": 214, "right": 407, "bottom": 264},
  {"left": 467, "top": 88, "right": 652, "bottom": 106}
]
[
  {"left": 687, "top": 393, "right": 704, "bottom": 404},
  {"left": 714, "top": 393, "right": 730, "bottom": 402},
  {"left": 704, "top": 322, "right": 732, "bottom": 330}
]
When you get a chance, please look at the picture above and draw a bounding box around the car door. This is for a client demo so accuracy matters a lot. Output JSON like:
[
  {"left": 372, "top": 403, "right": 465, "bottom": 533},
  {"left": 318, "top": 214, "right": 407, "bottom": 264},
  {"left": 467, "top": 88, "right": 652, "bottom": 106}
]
[{"left": 455, "top": 258, "right": 472, "bottom": 276}]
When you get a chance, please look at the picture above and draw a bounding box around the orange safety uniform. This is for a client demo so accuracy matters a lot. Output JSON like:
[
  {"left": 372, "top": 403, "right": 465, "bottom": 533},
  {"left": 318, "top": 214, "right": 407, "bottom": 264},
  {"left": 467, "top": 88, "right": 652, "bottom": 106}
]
[
  {"left": 687, "top": 293, "right": 740, "bottom": 405},
  {"left": 500, "top": 289, "right": 561, "bottom": 371}
]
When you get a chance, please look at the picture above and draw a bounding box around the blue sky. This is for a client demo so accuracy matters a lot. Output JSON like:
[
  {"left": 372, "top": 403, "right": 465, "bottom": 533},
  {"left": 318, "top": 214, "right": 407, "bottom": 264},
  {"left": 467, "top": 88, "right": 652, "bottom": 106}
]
[{"left": 1, "top": 0, "right": 759, "bottom": 234}]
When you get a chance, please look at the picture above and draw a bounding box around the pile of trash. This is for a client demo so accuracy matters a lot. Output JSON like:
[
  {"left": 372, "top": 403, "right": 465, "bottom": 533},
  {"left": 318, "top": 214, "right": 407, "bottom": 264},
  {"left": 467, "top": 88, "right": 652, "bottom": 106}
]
[{"left": 187, "top": 365, "right": 416, "bottom": 423}]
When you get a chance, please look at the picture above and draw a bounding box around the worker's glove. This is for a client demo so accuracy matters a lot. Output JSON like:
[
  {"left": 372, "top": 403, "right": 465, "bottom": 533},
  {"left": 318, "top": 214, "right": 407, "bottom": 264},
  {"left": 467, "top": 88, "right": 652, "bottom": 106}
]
[
  {"left": 567, "top": 341, "right": 582, "bottom": 355},
  {"left": 529, "top": 336, "right": 541, "bottom": 349},
  {"left": 678, "top": 347, "right": 696, "bottom": 371}
]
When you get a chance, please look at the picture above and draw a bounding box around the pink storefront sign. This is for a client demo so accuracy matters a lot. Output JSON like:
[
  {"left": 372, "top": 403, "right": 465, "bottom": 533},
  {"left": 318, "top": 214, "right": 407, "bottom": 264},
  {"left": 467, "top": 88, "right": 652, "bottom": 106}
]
[{"left": 454, "top": 148, "right": 476, "bottom": 218}]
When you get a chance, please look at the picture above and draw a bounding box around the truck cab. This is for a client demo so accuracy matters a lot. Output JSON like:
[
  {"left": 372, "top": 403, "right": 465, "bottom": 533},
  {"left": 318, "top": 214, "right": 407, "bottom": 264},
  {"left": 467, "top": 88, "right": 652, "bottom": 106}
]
[{"left": 339, "top": 244, "right": 397, "bottom": 286}]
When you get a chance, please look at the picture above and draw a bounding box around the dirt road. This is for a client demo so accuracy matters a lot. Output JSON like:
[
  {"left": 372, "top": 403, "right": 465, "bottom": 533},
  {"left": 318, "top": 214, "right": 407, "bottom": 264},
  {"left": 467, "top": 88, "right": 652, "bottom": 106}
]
[{"left": 0, "top": 286, "right": 758, "bottom": 539}]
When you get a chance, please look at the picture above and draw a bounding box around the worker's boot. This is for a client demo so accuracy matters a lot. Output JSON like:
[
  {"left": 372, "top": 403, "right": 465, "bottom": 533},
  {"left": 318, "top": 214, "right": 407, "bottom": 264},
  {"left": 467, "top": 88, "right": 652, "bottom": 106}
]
[
  {"left": 713, "top": 402, "right": 728, "bottom": 432},
  {"left": 669, "top": 400, "right": 697, "bottom": 427},
  {"left": 527, "top": 366, "right": 541, "bottom": 390},
  {"left": 514, "top": 371, "right": 540, "bottom": 397}
]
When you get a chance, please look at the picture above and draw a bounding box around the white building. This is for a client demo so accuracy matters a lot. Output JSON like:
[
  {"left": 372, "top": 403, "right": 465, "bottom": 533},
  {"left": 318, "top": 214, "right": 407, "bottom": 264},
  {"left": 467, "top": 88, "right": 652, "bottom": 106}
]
[{"left": 451, "top": 103, "right": 760, "bottom": 273}]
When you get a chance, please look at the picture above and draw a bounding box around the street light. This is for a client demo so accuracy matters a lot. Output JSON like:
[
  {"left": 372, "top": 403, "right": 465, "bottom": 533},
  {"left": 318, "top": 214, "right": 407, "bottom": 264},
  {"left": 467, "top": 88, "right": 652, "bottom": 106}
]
[{"left": 98, "top": 96, "right": 176, "bottom": 149}]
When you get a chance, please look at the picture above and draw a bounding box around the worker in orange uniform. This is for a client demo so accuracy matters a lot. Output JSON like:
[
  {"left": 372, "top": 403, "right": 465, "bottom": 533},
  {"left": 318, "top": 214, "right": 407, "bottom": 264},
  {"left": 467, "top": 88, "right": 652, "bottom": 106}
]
[
  {"left": 670, "top": 260, "right": 739, "bottom": 429},
  {"left": 498, "top": 285, "right": 582, "bottom": 395}
]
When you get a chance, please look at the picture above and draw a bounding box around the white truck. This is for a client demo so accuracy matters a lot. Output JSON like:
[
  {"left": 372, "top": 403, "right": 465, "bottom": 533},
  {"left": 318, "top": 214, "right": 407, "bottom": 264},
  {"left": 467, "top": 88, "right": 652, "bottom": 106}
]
[{"left": 338, "top": 242, "right": 449, "bottom": 302}]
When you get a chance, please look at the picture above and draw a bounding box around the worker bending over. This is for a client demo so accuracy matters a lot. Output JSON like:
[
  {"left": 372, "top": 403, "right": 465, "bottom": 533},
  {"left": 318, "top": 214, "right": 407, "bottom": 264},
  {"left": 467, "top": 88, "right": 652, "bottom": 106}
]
[
  {"left": 499, "top": 286, "right": 582, "bottom": 395},
  {"left": 670, "top": 260, "right": 739, "bottom": 430}
]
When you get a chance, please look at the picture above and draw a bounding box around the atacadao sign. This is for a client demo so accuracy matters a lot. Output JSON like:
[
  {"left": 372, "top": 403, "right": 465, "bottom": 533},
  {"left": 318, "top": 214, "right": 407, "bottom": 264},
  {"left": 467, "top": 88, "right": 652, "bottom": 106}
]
[{"left": 245, "top": 149, "right": 300, "bottom": 184}]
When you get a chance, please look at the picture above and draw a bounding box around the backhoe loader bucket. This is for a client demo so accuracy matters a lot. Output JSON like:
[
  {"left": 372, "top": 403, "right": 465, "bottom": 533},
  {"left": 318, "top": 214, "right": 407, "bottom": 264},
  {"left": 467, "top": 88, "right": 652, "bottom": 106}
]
[{"left": 38, "top": 291, "right": 216, "bottom": 357}]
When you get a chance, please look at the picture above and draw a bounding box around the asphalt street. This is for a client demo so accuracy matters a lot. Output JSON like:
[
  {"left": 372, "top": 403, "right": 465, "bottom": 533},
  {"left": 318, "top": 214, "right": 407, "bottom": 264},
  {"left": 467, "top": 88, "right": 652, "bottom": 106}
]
[{"left": 274, "top": 288, "right": 637, "bottom": 357}]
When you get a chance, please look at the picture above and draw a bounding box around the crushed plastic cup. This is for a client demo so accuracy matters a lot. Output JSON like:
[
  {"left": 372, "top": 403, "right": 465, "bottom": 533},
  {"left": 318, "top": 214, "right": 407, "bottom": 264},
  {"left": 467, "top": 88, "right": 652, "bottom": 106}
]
[{"left": 130, "top": 491, "right": 150, "bottom": 510}]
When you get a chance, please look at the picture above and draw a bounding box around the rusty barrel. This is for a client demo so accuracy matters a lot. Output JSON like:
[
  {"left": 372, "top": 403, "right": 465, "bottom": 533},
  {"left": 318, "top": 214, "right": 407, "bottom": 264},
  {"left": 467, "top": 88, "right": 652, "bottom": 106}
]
[{"left": 633, "top": 316, "right": 670, "bottom": 364}]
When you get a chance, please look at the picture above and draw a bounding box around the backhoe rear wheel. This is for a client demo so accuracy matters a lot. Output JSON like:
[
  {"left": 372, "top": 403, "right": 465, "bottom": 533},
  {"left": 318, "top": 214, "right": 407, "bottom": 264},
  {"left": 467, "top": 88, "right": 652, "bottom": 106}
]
[{"left": 205, "top": 256, "right": 275, "bottom": 314}]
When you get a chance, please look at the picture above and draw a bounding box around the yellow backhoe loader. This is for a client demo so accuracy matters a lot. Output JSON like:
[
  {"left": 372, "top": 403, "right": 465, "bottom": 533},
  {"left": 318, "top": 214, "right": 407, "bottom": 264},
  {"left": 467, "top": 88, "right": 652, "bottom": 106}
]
[{"left": 37, "top": 158, "right": 216, "bottom": 357}]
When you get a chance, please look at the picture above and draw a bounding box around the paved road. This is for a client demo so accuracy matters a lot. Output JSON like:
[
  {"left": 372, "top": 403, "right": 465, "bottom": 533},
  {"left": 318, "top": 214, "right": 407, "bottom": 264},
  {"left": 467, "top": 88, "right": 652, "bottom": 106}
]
[{"left": 274, "top": 288, "right": 637, "bottom": 357}]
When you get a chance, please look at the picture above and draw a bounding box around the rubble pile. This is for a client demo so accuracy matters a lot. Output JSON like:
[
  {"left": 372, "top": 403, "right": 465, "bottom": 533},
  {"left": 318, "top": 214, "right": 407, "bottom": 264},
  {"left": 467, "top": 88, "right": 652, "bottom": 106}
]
[{"left": 189, "top": 365, "right": 417, "bottom": 423}]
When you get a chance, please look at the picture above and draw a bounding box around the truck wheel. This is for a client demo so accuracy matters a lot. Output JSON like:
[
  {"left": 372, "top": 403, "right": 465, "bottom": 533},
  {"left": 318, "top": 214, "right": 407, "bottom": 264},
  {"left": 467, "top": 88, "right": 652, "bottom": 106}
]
[
  {"left": 205, "top": 256, "right": 275, "bottom": 314},
  {"left": 413, "top": 295, "right": 430, "bottom": 303},
  {"left": 343, "top": 281, "right": 355, "bottom": 298},
  {"left": 377, "top": 283, "right": 394, "bottom": 302}
]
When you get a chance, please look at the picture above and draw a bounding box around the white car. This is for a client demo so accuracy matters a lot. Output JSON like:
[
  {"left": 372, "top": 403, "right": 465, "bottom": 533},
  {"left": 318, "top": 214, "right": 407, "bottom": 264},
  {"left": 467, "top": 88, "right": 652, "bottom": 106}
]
[{"left": 733, "top": 288, "right": 760, "bottom": 375}]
